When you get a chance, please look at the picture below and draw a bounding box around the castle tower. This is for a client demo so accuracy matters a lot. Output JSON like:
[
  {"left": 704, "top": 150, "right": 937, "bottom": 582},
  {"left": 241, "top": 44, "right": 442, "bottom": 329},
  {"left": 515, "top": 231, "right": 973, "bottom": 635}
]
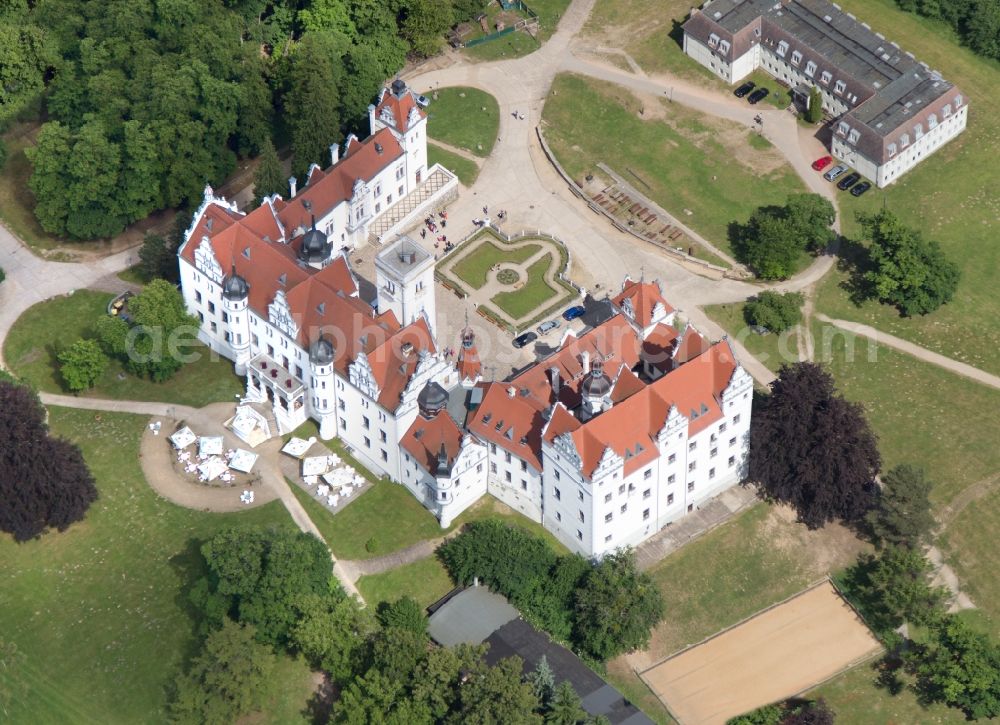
[
  {"left": 368, "top": 79, "right": 428, "bottom": 190},
  {"left": 221, "top": 266, "right": 251, "bottom": 376},
  {"left": 375, "top": 235, "right": 436, "bottom": 337},
  {"left": 580, "top": 358, "right": 612, "bottom": 420},
  {"left": 309, "top": 335, "right": 337, "bottom": 440}
]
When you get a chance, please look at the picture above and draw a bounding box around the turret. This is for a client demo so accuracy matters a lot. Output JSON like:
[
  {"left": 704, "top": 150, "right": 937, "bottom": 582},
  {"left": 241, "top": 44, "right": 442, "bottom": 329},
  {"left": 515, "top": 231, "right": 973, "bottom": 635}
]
[
  {"left": 309, "top": 335, "right": 337, "bottom": 440},
  {"left": 221, "top": 265, "right": 251, "bottom": 375}
]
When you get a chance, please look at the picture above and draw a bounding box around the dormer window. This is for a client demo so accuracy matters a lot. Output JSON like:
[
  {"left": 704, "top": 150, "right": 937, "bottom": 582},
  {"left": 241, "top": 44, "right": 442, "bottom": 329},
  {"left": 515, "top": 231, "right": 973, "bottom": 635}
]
[
  {"left": 900, "top": 133, "right": 910, "bottom": 147},
  {"left": 834, "top": 80, "right": 846, "bottom": 95},
  {"left": 805, "top": 60, "right": 817, "bottom": 77},
  {"left": 914, "top": 123, "right": 924, "bottom": 139},
  {"left": 928, "top": 113, "right": 938, "bottom": 129},
  {"left": 954, "top": 94, "right": 963, "bottom": 108},
  {"left": 791, "top": 50, "right": 803, "bottom": 66},
  {"left": 942, "top": 103, "right": 952, "bottom": 117},
  {"left": 837, "top": 121, "right": 850, "bottom": 136},
  {"left": 278, "top": 273, "right": 287, "bottom": 286},
  {"left": 888, "top": 142, "right": 897, "bottom": 157},
  {"left": 847, "top": 128, "right": 861, "bottom": 145},
  {"left": 708, "top": 33, "right": 720, "bottom": 48},
  {"left": 718, "top": 39, "right": 730, "bottom": 54},
  {"left": 820, "top": 70, "right": 832, "bottom": 85},
  {"left": 777, "top": 40, "right": 789, "bottom": 57}
]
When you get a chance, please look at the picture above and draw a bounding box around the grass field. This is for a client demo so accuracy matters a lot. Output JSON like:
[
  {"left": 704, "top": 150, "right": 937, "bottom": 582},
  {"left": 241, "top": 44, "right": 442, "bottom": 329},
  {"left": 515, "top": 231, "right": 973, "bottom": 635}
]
[
  {"left": 116, "top": 265, "right": 148, "bottom": 287},
  {"left": 704, "top": 302, "right": 800, "bottom": 374},
  {"left": 428, "top": 142, "right": 480, "bottom": 186},
  {"left": 491, "top": 253, "right": 558, "bottom": 319},
  {"left": 814, "top": 321, "right": 1000, "bottom": 507},
  {"left": 425, "top": 87, "right": 499, "bottom": 158},
  {"left": 356, "top": 556, "right": 455, "bottom": 609},
  {"left": 4, "top": 290, "right": 245, "bottom": 407},
  {"left": 541, "top": 73, "right": 806, "bottom": 256},
  {"left": 450, "top": 240, "right": 541, "bottom": 289},
  {"left": 0, "top": 408, "right": 307, "bottom": 723}
]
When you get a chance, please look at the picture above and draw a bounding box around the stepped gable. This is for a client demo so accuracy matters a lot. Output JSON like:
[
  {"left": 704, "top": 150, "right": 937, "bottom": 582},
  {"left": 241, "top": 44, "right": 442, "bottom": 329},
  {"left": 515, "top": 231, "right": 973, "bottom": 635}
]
[{"left": 365, "top": 316, "right": 437, "bottom": 410}]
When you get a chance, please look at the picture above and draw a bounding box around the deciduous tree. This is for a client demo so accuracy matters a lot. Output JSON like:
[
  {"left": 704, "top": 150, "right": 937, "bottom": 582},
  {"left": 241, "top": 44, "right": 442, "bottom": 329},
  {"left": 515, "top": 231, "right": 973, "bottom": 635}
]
[
  {"left": 376, "top": 595, "right": 428, "bottom": 635},
  {"left": 400, "top": 0, "right": 453, "bottom": 57},
  {"left": 124, "top": 279, "right": 199, "bottom": 382},
  {"left": 454, "top": 655, "right": 542, "bottom": 724},
  {"left": 291, "top": 591, "right": 374, "bottom": 683},
  {"left": 749, "top": 362, "right": 880, "bottom": 528},
  {"left": 169, "top": 619, "right": 277, "bottom": 725},
  {"left": 744, "top": 291, "right": 804, "bottom": 333},
  {"left": 58, "top": 338, "right": 108, "bottom": 392},
  {"left": 0, "top": 380, "right": 98, "bottom": 541},
  {"left": 574, "top": 549, "right": 665, "bottom": 660},
  {"left": 860, "top": 209, "right": 960, "bottom": 316}
]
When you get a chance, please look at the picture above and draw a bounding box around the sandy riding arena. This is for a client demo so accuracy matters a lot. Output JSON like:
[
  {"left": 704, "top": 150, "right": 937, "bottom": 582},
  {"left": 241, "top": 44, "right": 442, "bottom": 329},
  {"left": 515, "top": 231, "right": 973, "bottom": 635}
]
[{"left": 640, "top": 580, "right": 881, "bottom": 725}]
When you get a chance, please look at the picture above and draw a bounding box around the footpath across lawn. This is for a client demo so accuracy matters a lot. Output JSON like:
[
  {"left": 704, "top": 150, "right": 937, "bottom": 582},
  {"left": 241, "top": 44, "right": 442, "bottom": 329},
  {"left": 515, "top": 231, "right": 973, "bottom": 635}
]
[
  {"left": 0, "top": 409, "right": 308, "bottom": 723},
  {"left": 425, "top": 86, "right": 500, "bottom": 158},
  {"left": 4, "top": 290, "right": 244, "bottom": 407}
]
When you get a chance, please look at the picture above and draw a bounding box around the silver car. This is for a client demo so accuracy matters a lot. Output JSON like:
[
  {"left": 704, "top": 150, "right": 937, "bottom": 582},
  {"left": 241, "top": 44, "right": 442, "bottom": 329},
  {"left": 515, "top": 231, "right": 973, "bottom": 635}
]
[
  {"left": 823, "top": 164, "right": 848, "bottom": 182},
  {"left": 537, "top": 319, "right": 561, "bottom": 335}
]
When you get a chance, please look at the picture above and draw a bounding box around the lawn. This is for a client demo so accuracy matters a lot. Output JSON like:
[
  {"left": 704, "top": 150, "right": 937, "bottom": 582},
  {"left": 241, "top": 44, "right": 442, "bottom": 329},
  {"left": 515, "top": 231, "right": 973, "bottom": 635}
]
[
  {"left": 428, "top": 142, "right": 480, "bottom": 186},
  {"left": 0, "top": 408, "right": 307, "bottom": 723},
  {"left": 425, "top": 86, "right": 499, "bottom": 158},
  {"left": 541, "top": 73, "right": 807, "bottom": 256},
  {"left": 744, "top": 69, "right": 793, "bottom": 110},
  {"left": 806, "top": 0, "right": 1000, "bottom": 377},
  {"left": 938, "top": 484, "right": 1000, "bottom": 639},
  {"left": 4, "top": 290, "right": 245, "bottom": 407},
  {"left": 116, "top": 264, "right": 148, "bottom": 287},
  {"left": 356, "top": 556, "right": 455, "bottom": 609},
  {"left": 450, "top": 239, "right": 541, "bottom": 289},
  {"left": 491, "top": 253, "right": 559, "bottom": 319},
  {"left": 704, "top": 302, "right": 801, "bottom": 374},
  {"left": 813, "top": 320, "right": 1000, "bottom": 507}
]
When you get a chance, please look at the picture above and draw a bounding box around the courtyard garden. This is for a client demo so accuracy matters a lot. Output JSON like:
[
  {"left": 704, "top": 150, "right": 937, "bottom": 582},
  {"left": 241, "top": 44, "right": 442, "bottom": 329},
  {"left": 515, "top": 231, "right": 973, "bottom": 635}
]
[
  {"left": 3, "top": 290, "right": 244, "bottom": 407},
  {"left": 0, "top": 408, "right": 312, "bottom": 722},
  {"left": 425, "top": 86, "right": 500, "bottom": 158},
  {"left": 439, "top": 228, "right": 578, "bottom": 330},
  {"left": 541, "top": 73, "right": 807, "bottom": 258}
]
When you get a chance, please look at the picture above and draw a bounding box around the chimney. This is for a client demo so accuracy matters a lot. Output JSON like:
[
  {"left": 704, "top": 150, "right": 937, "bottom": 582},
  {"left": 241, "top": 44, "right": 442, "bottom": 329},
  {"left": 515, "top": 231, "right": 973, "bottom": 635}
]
[
  {"left": 550, "top": 366, "right": 561, "bottom": 396},
  {"left": 288, "top": 176, "right": 297, "bottom": 198},
  {"left": 581, "top": 350, "right": 590, "bottom": 375},
  {"left": 329, "top": 143, "right": 339, "bottom": 166}
]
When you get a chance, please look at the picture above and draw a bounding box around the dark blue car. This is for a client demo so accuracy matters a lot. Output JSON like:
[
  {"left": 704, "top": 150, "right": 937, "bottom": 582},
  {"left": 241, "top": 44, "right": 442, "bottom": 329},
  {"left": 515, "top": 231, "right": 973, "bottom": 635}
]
[{"left": 562, "top": 305, "right": 586, "bottom": 321}]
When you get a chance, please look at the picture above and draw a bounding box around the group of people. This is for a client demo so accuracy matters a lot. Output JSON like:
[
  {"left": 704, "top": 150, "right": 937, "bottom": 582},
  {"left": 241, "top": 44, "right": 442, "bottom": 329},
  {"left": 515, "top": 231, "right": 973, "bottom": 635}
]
[{"left": 420, "top": 211, "right": 453, "bottom": 251}]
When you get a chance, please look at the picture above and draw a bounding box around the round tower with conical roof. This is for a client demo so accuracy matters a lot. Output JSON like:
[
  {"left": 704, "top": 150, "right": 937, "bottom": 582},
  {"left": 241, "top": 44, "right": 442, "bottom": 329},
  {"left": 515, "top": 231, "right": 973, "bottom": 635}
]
[
  {"left": 308, "top": 335, "right": 337, "bottom": 440},
  {"left": 221, "top": 265, "right": 252, "bottom": 375}
]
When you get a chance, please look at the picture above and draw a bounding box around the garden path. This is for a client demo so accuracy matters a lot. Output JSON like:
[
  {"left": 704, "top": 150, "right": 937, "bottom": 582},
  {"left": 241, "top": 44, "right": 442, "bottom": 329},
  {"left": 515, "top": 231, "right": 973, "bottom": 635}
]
[{"left": 428, "top": 138, "right": 484, "bottom": 164}]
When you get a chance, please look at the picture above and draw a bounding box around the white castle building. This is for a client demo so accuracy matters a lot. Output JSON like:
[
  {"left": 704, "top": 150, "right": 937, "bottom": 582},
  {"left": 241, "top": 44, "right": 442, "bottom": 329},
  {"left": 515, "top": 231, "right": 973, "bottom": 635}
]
[{"left": 178, "top": 82, "right": 753, "bottom": 558}]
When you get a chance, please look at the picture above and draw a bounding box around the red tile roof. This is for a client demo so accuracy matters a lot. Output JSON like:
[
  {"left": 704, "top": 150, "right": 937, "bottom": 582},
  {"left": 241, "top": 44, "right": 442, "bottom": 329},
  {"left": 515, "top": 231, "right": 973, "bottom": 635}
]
[
  {"left": 674, "top": 326, "right": 710, "bottom": 365},
  {"left": 277, "top": 128, "right": 403, "bottom": 240},
  {"left": 457, "top": 331, "right": 482, "bottom": 383},
  {"left": 372, "top": 86, "right": 426, "bottom": 133},
  {"left": 401, "top": 412, "right": 464, "bottom": 475},
  {"left": 612, "top": 279, "right": 674, "bottom": 328},
  {"left": 642, "top": 323, "right": 679, "bottom": 373},
  {"left": 366, "top": 317, "right": 437, "bottom": 409},
  {"left": 467, "top": 383, "right": 546, "bottom": 470}
]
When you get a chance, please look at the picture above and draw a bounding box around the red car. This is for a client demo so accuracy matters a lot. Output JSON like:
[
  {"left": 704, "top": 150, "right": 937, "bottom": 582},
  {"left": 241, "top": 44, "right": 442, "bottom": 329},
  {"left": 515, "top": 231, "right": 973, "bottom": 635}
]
[{"left": 812, "top": 155, "right": 833, "bottom": 171}]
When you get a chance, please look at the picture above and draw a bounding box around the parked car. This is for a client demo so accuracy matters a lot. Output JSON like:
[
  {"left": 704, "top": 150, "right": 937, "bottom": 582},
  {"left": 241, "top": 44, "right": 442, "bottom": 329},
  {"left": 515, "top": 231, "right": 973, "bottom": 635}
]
[
  {"left": 415, "top": 94, "right": 430, "bottom": 108},
  {"left": 812, "top": 155, "right": 833, "bottom": 171},
  {"left": 823, "top": 164, "right": 848, "bottom": 181},
  {"left": 850, "top": 181, "right": 872, "bottom": 197},
  {"left": 562, "top": 305, "right": 586, "bottom": 321},
  {"left": 512, "top": 331, "right": 537, "bottom": 349},
  {"left": 734, "top": 81, "right": 756, "bottom": 98},
  {"left": 747, "top": 88, "right": 770, "bottom": 105},
  {"left": 537, "top": 319, "right": 560, "bottom": 335},
  {"left": 837, "top": 172, "right": 861, "bottom": 190}
]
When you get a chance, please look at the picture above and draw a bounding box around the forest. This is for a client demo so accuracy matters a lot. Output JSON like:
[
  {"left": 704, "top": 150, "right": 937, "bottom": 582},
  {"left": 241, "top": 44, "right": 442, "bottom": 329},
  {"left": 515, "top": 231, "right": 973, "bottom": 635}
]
[
  {"left": 894, "top": 0, "right": 1000, "bottom": 60},
  {"left": 0, "top": 0, "right": 488, "bottom": 240}
]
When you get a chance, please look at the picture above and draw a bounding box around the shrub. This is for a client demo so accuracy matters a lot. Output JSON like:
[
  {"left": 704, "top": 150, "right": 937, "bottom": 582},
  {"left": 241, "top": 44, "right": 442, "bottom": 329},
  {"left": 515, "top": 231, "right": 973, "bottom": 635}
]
[{"left": 744, "top": 291, "right": 804, "bottom": 333}]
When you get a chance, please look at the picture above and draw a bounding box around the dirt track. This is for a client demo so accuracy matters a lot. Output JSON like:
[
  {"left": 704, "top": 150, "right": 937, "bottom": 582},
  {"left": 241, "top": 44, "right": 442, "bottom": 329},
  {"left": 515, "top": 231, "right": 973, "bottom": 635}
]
[{"left": 641, "top": 581, "right": 881, "bottom": 725}]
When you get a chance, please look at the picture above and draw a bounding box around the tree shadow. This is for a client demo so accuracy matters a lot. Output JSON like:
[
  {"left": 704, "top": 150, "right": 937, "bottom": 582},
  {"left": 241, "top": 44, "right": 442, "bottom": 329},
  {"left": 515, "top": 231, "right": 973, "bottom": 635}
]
[
  {"left": 168, "top": 536, "right": 212, "bottom": 663},
  {"left": 301, "top": 675, "right": 337, "bottom": 725},
  {"left": 834, "top": 236, "right": 877, "bottom": 306}
]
